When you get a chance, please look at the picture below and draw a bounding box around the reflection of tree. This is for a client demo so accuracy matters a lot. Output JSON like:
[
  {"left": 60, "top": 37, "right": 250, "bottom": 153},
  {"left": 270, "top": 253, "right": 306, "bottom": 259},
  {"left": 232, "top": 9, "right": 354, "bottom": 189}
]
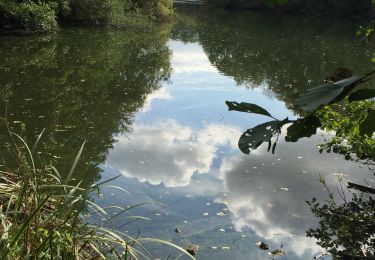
[
  {"left": 171, "top": 6, "right": 375, "bottom": 112},
  {"left": 307, "top": 183, "right": 375, "bottom": 258},
  {"left": 172, "top": 5, "right": 375, "bottom": 167},
  {"left": 170, "top": 4, "right": 200, "bottom": 43},
  {"left": 0, "top": 26, "right": 171, "bottom": 187}
]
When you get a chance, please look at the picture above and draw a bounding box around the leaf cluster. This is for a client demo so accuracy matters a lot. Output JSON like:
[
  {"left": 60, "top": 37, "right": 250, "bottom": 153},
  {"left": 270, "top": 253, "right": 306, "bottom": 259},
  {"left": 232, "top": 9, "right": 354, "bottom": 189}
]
[{"left": 306, "top": 193, "right": 375, "bottom": 258}]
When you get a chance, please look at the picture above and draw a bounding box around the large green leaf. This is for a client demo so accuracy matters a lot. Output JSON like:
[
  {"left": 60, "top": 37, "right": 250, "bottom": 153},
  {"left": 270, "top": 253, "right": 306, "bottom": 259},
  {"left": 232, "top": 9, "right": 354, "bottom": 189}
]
[
  {"left": 238, "top": 120, "right": 282, "bottom": 154},
  {"left": 348, "top": 89, "right": 375, "bottom": 102},
  {"left": 285, "top": 116, "right": 321, "bottom": 142},
  {"left": 359, "top": 109, "right": 375, "bottom": 136},
  {"left": 295, "top": 75, "right": 363, "bottom": 113},
  {"left": 226, "top": 101, "right": 273, "bottom": 118}
]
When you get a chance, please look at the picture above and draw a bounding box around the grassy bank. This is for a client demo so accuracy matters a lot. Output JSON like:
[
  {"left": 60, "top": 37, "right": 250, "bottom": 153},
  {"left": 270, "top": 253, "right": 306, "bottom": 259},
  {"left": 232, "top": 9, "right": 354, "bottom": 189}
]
[
  {"left": 0, "top": 132, "right": 138, "bottom": 258},
  {"left": 0, "top": 130, "right": 193, "bottom": 259},
  {"left": 0, "top": 0, "right": 173, "bottom": 32}
]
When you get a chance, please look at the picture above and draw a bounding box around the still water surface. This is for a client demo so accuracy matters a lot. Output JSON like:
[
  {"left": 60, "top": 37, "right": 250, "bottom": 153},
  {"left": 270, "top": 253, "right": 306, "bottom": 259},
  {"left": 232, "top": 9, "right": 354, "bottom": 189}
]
[{"left": 0, "top": 4, "right": 374, "bottom": 259}]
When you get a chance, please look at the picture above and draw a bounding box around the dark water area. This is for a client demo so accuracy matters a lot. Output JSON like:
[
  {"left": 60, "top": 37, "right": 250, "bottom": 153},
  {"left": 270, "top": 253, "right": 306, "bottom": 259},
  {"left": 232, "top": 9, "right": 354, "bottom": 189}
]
[{"left": 0, "top": 4, "right": 374, "bottom": 259}]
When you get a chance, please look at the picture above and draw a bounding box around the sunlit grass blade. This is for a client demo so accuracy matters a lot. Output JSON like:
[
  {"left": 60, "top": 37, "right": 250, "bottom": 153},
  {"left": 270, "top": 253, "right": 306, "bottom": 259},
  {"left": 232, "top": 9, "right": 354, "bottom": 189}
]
[
  {"left": 103, "top": 185, "right": 131, "bottom": 195},
  {"left": 65, "top": 141, "right": 86, "bottom": 185},
  {"left": 31, "top": 128, "right": 45, "bottom": 154}
]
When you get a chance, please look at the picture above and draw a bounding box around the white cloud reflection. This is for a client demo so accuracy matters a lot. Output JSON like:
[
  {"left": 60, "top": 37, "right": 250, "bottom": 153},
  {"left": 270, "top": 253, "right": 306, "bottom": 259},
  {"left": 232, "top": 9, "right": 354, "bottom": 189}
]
[
  {"left": 106, "top": 121, "right": 372, "bottom": 258},
  {"left": 214, "top": 133, "right": 371, "bottom": 257},
  {"left": 140, "top": 87, "right": 172, "bottom": 112},
  {"left": 169, "top": 40, "right": 218, "bottom": 73},
  {"left": 106, "top": 121, "right": 240, "bottom": 187}
]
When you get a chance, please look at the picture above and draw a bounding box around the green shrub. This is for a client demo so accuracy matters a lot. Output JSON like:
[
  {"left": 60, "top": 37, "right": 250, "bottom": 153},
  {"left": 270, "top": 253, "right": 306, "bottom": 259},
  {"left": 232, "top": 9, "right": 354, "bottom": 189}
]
[
  {"left": 68, "top": 0, "right": 128, "bottom": 26},
  {"left": 0, "top": 0, "right": 173, "bottom": 31},
  {"left": 0, "top": 1, "right": 58, "bottom": 31}
]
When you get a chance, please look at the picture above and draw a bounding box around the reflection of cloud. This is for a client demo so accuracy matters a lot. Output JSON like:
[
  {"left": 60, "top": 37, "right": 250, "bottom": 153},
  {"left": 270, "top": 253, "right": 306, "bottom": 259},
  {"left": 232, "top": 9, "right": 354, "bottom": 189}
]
[
  {"left": 106, "top": 121, "right": 240, "bottom": 187},
  {"left": 216, "top": 134, "right": 371, "bottom": 257},
  {"left": 106, "top": 120, "right": 371, "bottom": 257},
  {"left": 141, "top": 87, "right": 172, "bottom": 112},
  {"left": 169, "top": 40, "right": 217, "bottom": 73}
]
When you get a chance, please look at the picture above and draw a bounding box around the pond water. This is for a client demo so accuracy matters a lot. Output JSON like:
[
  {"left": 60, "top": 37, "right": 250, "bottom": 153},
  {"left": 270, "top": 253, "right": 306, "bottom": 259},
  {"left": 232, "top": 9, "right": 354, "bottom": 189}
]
[{"left": 0, "top": 4, "right": 374, "bottom": 259}]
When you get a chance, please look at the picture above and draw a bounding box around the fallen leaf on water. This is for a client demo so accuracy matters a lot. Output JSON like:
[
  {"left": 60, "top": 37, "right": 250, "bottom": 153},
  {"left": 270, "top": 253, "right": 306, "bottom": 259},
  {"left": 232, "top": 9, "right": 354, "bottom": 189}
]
[
  {"left": 256, "top": 241, "right": 269, "bottom": 250},
  {"left": 268, "top": 248, "right": 285, "bottom": 256},
  {"left": 186, "top": 244, "right": 199, "bottom": 256}
]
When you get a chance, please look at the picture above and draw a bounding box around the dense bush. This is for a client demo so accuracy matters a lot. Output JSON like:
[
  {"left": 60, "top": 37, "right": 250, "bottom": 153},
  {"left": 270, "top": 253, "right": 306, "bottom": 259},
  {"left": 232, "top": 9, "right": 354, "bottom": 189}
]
[
  {"left": 0, "top": 0, "right": 173, "bottom": 31},
  {"left": 0, "top": 1, "right": 58, "bottom": 31}
]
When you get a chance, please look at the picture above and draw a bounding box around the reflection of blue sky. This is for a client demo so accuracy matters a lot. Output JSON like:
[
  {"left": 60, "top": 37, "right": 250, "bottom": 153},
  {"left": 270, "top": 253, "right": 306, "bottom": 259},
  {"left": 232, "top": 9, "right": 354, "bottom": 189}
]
[
  {"left": 136, "top": 40, "right": 294, "bottom": 128},
  {"left": 101, "top": 40, "right": 374, "bottom": 259}
]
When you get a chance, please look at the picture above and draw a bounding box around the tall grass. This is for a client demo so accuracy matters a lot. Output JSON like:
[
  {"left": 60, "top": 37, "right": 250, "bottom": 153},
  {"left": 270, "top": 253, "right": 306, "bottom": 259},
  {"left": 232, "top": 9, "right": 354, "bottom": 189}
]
[{"left": 0, "top": 129, "right": 194, "bottom": 259}]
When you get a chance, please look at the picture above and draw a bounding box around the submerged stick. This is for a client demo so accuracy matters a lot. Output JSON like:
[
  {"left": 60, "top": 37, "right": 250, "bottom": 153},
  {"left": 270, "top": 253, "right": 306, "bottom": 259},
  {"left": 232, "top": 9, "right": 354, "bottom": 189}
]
[{"left": 347, "top": 182, "right": 375, "bottom": 194}]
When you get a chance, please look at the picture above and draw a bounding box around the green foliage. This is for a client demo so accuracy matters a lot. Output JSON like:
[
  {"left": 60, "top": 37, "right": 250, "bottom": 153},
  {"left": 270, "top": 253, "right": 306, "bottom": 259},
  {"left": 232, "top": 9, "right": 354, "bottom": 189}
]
[
  {"left": 0, "top": 0, "right": 173, "bottom": 31},
  {"left": 306, "top": 191, "right": 375, "bottom": 258},
  {"left": 68, "top": 0, "right": 127, "bottom": 26},
  {"left": 226, "top": 70, "right": 375, "bottom": 165},
  {"left": 317, "top": 100, "right": 375, "bottom": 163},
  {"left": 0, "top": 0, "right": 58, "bottom": 31},
  {"left": 134, "top": 0, "right": 174, "bottom": 21},
  {"left": 295, "top": 75, "right": 365, "bottom": 113}
]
